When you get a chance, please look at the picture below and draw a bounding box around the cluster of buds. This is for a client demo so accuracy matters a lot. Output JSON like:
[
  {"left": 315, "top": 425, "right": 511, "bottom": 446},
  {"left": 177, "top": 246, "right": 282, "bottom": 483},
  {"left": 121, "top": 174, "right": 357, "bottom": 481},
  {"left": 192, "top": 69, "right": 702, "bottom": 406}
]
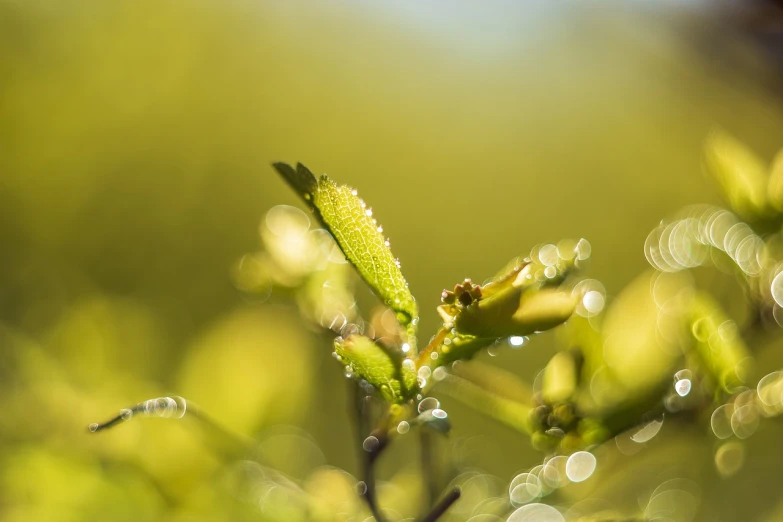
[{"left": 440, "top": 279, "right": 483, "bottom": 317}]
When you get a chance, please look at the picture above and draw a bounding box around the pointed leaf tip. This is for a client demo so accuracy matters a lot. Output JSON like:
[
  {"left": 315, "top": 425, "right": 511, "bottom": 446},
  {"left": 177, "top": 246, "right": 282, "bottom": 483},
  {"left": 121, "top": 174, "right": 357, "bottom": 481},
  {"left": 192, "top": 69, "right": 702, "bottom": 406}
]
[{"left": 272, "top": 162, "right": 317, "bottom": 204}]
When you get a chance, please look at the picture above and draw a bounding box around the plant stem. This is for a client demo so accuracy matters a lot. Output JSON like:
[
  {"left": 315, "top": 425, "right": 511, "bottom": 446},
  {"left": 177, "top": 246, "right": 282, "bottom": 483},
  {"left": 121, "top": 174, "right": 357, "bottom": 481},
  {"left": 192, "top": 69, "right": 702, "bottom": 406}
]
[
  {"left": 420, "top": 487, "right": 461, "bottom": 522},
  {"left": 351, "top": 381, "right": 388, "bottom": 522},
  {"left": 419, "top": 428, "right": 439, "bottom": 510},
  {"left": 416, "top": 326, "right": 449, "bottom": 366},
  {"left": 88, "top": 396, "right": 252, "bottom": 459}
]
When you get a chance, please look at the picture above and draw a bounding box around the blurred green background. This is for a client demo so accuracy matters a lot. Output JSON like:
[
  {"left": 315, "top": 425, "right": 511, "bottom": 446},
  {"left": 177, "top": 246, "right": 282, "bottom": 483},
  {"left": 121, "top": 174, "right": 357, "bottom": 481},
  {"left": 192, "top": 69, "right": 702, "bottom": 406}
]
[{"left": 2, "top": 1, "right": 783, "bottom": 521}]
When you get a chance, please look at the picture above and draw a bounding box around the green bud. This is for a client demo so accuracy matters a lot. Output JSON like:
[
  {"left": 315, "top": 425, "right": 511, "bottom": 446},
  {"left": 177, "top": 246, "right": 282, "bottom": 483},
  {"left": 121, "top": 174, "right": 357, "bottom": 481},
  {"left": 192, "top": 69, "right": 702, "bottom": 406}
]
[
  {"left": 454, "top": 286, "right": 576, "bottom": 339},
  {"left": 531, "top": 430, "right": 558, "bottom": 452}
]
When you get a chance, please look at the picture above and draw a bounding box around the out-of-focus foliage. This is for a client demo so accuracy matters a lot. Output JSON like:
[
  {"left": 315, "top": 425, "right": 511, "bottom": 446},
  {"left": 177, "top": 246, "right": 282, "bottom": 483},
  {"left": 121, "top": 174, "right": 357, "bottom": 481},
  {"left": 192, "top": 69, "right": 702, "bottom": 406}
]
[{"left": 4, "top": 1, "right": 783, "bottom": 521}]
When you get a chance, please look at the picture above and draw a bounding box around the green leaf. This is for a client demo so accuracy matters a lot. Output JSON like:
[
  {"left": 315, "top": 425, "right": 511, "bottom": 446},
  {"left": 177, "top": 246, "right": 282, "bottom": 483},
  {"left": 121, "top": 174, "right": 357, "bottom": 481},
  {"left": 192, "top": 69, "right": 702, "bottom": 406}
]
[
  {"left": 436, "top": 371, "right": 531, "bottom": 434},
  {"left": 542, "top": 351, "right": 577, "bottom": 404},
  {"left": 767, "top": 149, "right": 783, "bottom": 213},
  {"left": 689, "top": 294, "right": 751, "bottom": 394},
  {"left": 335, "top": 335, "right": 409, "bottom": 403},
  {"left": 703, "top": 129, "right": 770, "bottom": 220},
  {"left": 272, "top": 163, "right": 418, "bottom": 328}
]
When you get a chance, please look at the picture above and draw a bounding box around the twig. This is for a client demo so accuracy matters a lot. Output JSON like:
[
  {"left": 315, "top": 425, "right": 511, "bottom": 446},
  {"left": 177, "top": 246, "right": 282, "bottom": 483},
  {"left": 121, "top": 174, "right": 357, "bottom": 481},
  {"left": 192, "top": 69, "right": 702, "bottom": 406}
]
[
  {"left": 351, "top": 381, "right": 388, "bottom": 522},
  {"left": 420, "top": 487, "right": 461, "bottom": 522},
  {"left": 88, "top": 396, "right": 252, "bottom": 459},
  {"left": 419, "top": 428, "right": 438, "bottom": 509}
]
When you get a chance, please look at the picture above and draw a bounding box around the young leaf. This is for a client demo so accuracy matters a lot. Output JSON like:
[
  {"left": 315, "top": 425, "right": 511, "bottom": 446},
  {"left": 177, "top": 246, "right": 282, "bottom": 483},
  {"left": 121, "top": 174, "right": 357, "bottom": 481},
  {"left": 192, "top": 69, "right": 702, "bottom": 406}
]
[
  {"left": 335, "top": 334, "right": 412, "bottom": 403},
  {"left": 272, "top": 163, "right": 418, "bottom": 328}
]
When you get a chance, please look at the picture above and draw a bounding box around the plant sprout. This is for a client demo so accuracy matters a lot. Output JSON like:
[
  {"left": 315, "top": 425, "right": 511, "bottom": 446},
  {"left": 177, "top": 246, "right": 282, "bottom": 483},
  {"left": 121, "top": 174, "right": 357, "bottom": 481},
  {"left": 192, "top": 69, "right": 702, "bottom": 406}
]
[{"left": 91, "top": 131, "right": 783, "bottom": 521}]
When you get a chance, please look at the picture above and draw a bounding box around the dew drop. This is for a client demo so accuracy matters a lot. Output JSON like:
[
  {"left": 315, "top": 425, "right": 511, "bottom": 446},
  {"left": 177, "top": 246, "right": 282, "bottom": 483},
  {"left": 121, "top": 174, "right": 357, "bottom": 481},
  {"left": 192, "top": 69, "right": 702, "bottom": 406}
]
[
  {"left": 508, "top": 473, "right": 542, "bottom": 506},
  {"left": 565, "top": 451, "right": 597, "bottom": 482},
  {"left": 675, "top": 379, "right": 692, "bottom": 397},
  {"left": 582, "top": 290, "right": 605, "bottom": 314},
  {"left": 541, "top": 456, "right": 570, "bottom": 489},
  {"left": 674, "top": 369, "right": 693, "bottom": 397},
  {"left": 715, "top": 441, "right": 745, "bottom": 477},
  {"left": 88, "top": 423, "right": 99, "bottom": 432},
  {"left": 509, "top": 336, "right": 528, "bottom": 348},
  {"left": 120, "top": 409, "right": 133, "bottom": 421},
  {"left": 397, "top": 421, "right": 410, "bottom": 434},
  {"left": 575, "top": 238, "right": 592, "bottom": 261},
  {"left": 362, "top": 436, "right": 380, "bottom": 452},
  {"left": 730, "top": 403, "right": 759, "bottom": 439},
  {"left": 631, "top": 415, "right": 664, "bottom": 443},
  {"left": 418, "top": 397, "right": 440, "bottom": 413},
  {"left": 711, "top": 405, "right": 734, "bottom": 439},
  {"left": 772, "top": 271, "right": 783, "bottom": 307},
  {"left": 757, "top": 371, "right": 783, "bottom": 407},
  {"left": 538, "top": 244, "right": 559, "bottom": 266}
]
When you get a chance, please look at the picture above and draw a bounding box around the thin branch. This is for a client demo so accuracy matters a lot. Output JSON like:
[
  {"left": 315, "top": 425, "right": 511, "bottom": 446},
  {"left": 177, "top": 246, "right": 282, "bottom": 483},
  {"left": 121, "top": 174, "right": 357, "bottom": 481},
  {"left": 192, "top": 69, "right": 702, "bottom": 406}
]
[
  {"left": 419, "top": 428, "right": 438, "bottom": 510},
  {"left": 420, "top": 487, "right": 461, "bottom": 522},
  {"left": 88, "top": 396, "right": 252, "bottom": 458},
  {"left": 416, "top": 327, "right": 449, "bottom": 367},
  {"left": 350, "top": 381, "right": 388, "bottom": 522}
]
